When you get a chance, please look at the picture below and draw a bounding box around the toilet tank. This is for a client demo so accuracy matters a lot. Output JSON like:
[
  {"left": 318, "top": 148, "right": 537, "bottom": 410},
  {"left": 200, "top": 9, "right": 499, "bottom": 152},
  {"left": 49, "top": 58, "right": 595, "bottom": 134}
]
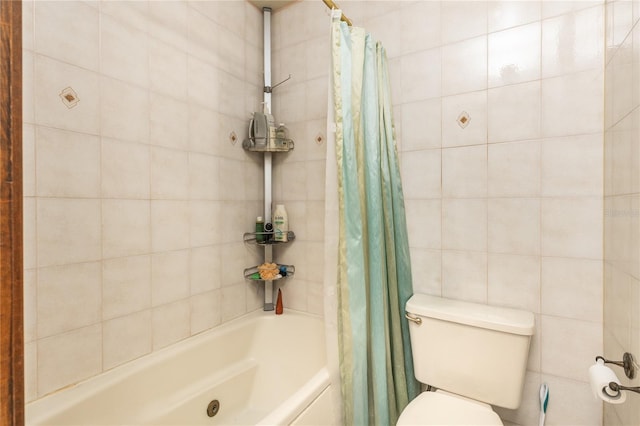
[{"left": 406, "top": 294, "right": 535, "bottom": 409}]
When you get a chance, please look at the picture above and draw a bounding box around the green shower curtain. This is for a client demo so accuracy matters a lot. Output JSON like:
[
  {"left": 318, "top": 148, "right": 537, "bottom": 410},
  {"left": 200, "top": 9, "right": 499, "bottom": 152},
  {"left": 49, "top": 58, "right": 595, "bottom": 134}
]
[{"left": 330, "top": 20, "right": 419, "bottom": 426}]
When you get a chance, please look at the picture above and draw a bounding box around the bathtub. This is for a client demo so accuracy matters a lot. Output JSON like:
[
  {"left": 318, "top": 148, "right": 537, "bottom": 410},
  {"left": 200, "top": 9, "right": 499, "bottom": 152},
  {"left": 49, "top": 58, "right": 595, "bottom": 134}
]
[{"left": 26, "top": 310, "right": 335, "bottom": 425}]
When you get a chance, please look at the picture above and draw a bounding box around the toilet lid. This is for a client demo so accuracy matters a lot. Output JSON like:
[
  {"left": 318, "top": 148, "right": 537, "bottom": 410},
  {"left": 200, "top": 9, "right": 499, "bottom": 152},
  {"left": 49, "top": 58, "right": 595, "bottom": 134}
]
[{"left": 397, "top": 391, "right": 503, "bottom": 426}]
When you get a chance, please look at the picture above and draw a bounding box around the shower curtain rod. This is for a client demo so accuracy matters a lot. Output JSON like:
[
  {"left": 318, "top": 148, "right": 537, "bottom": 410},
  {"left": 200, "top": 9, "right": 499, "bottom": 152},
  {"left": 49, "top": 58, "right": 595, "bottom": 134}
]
[{"left": 322, "top": 0, "right": 352, "bottom": 26}]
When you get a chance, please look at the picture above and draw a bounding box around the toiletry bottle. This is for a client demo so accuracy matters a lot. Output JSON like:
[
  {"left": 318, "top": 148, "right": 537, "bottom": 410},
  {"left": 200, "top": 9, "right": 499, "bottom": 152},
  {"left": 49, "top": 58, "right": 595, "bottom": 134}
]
[
  {"left": 255, "top": 216, "right": 265, "bottom": 243},
  {"left": 275, "top": 123, "right": 288, "bottom": 149},
  {"left": 273, "top": 204, "right": 288, "bottom": 242}
]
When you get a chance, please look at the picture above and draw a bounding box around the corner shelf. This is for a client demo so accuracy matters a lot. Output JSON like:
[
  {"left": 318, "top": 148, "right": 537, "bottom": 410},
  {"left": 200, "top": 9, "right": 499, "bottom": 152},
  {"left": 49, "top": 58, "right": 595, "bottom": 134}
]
[
  {"left": 243, "top": 231, "right": 296, "bottom": 245},
  {"left": 244, "top": 264, "right": 296, "bottom": 281},
  {"left": 242, "top": 138, "right": 294, "bottom": 152}
]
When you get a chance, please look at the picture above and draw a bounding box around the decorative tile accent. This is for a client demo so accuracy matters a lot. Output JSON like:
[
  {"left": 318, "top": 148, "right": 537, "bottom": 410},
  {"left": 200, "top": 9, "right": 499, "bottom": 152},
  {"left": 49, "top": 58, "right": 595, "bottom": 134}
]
[
  {"left": 59, "top": 87, "right": 79, "bottom": 108},
  {"left": 457, "top": 111, "right": 471, "bottom": 128},
  {"left": 315, "top": 132, "right": 324, "bottom": 145},
  {"left": 229, "top": 131, "right": 237, "bottom": 145}
]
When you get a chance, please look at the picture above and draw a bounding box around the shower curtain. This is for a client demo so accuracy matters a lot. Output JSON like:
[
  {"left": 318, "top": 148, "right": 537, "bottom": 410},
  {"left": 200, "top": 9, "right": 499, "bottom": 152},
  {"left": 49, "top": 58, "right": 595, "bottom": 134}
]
[{"left": 325, "top": 19, "right": 419, "bottom": 426}]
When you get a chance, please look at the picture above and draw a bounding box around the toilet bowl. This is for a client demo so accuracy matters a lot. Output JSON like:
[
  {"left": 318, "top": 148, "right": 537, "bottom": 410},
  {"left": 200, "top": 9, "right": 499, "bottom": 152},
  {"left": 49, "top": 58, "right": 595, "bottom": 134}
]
[{"left": 398, "top": 294, "right": 535, "bottom": 425}]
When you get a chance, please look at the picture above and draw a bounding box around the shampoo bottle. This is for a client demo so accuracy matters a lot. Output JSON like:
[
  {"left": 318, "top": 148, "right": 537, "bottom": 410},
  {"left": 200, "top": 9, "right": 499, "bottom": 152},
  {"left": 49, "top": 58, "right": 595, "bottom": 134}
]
[{"left": 273, "top": 204, "right": 288, "bottom": 242}]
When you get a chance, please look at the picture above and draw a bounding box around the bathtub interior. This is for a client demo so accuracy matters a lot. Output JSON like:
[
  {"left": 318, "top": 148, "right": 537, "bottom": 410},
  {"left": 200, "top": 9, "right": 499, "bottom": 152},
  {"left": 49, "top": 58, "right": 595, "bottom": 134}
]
[{"left": 26, "top": 310, "right": 330, "bottom": 426}]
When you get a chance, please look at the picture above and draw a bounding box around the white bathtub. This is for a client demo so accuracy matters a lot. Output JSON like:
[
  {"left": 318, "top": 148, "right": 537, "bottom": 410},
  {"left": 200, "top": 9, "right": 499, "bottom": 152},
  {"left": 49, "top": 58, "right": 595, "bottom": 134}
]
[{"left": 26, "top": 310, "right": 335, "bottom": 425}]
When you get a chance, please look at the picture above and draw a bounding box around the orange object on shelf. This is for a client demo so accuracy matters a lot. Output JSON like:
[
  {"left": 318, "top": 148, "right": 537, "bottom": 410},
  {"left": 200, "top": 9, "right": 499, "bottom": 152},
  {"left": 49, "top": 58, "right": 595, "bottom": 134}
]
[{"left": 276, "top": 288, "right": 283, "bottom": 315}]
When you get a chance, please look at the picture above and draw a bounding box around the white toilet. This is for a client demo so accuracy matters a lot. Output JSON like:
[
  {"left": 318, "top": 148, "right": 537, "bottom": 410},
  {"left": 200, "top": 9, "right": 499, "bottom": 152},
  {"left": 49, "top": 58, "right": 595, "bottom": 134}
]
[{"left": 398, "top": 294, "right": 535, "bottom": 426}]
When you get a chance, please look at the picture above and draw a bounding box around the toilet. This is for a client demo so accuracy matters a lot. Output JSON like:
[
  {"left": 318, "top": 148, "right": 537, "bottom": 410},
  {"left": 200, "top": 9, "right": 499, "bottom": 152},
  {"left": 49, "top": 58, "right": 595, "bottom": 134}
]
[{"left": 398, "top": 294, "right": 535, "bottom": 425}]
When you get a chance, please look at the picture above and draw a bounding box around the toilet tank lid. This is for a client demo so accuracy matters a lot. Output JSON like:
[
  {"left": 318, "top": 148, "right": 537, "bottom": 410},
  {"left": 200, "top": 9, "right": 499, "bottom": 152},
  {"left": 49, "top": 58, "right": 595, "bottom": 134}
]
[{"left": 406, "top": 294, "right": 535, "bottom": 336}]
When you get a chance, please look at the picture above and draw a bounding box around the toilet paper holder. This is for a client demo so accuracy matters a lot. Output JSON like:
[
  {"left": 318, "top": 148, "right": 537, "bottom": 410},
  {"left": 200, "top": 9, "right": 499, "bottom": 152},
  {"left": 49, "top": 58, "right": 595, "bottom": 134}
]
[
  {"left": 595, "top": 352, "right": 636, "bottom": 379},
  {"left": 595, "top": 352, "right": 640, "bottom": 398}
]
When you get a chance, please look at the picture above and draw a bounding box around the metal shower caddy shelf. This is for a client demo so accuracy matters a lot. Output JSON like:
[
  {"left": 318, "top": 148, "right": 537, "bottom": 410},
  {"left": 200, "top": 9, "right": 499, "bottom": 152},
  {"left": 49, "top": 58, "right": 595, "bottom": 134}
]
[{"left": 243, "top": 231, "right": 296, "bottom": 245}]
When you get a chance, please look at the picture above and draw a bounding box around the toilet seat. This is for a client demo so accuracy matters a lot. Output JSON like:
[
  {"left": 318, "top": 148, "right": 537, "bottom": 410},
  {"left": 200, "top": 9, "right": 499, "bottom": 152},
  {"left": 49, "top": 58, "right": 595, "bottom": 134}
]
[{"left": 397, "top": 390, "right": 503, "bottom": 426}]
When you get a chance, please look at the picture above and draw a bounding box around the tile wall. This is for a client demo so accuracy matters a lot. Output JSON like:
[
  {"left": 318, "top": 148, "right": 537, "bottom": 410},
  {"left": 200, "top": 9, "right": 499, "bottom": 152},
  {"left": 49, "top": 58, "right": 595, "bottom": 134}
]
[
  {"left": 603, "top": 0, "right": 640, "bottom": 425},
  {"left": 22, "top": 0, "right": 268, "bottom": 401},
  {"left": 274, "top": 1, "right": 605, "bottom": 425}
]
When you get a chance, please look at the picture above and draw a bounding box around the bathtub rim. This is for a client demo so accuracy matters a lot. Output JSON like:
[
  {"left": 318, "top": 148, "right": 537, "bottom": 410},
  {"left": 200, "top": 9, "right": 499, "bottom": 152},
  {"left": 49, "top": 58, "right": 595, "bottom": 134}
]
[{"left": 26, "top": 308, "right": 325, "bottom": 425}]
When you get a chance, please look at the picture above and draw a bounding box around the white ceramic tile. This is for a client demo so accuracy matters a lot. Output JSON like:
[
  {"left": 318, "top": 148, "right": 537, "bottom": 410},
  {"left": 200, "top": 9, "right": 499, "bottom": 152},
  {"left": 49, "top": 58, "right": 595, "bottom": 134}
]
[
  {"left": 150, "top": 200, "right": 190, "bottom": 252},
  {"left": 401, "top": 98, "right": 442, "bottom": 151},
  {"left": 541, "top": 133, "right": 604, "bottom": 197},
  {"left": 36, "top": 126, "right": 100, "bottom": 198},
  {"left": 101, "top": 77, "right": 149, "bottom": 143},
  {"left": 542, "top": 1, "right": 603, "bottom": 19},
  {"left": 541, "top": 197, "right": 603, "bottom": 259},
  {"left": 221, "top": 283, "right": 247, "bottom": 322},
  {"left": 442, "top": 36, "right": 488, "bottom": 96},
  {"left": 23, "top": 197, "right": 37, "bottom": 270},
  {"left": 37, "top": 324, "right": 102, "bottom": 396},
  {"left": 102, "top": 199, "right": 150, "bottom": 259},
  {"left": 219, "top": 202, "right": 249, "bottom": 244},
  {"left": 102, "top": 255, "right": 151, "bottom": 320},
  {"left": 442, "top": 145, "right": 488, "bottom": 198},
  {"left": 99, "top": 0, "right": 149, "bottom": 32},
  {"left": 542, "top": 6, "right": 605, "bottom": 77},
  {"left": 23, "top": 50, "right": 35, "bottom": 125},
  {"left": 541, "top": 374, "right": 602, "bottom": 426},
  {"left": 22, "top": 124, "right": 35, "bottom": 197},
  {"left": 150, "top": 147, "right": 189, "bottom": 200},
  {"left": 187, "top": 56, "right": 219, "bottom": 110},
  {"left": 542, "top": 257, "right": 603, "bottom": 321},
  {"left": 34, "top": 1, "right": 99, "bottom": 71},
  {"left": 189, "top": 200, "right": 219, "bottom": 248},
  {"left": 488, "top": 140, "right": 541, "bottom": 197},
  {"left": 541, "top": 315, "right": 602, "bottom": 382},
  {"left": 147, "top": 1, "right": 189, "bottom": 53},
  {"left": 103, "top": 310, "right": 151, "bottom": 370},
  {"left": 366, "top": 8, "right": 403, "bottom": 58},
  {"left": 23, "top": 269, "right": 37, "bottom": 343},
  {"left": 218, "top": 70, "right": 247, "bottom": 120},
  {"left": 400, "top": 48, "right": 441, "bottom": 103},
  {"left": 34, "top": 55, "right": 100, "bottom": 134},
  {"left": 488, "top": 198, "right": 541, "bottom": 255},
  {"left": 441, "top": 91, "right": 488, "bottom": 148},
  {"left": 149, "top": 93, "right": 188, "bottom": 149},
  {"left": 151, "top": 250, "right": 190, "bottom": 307},
  {"left": 410, "top": 248, "right": 442, "bottom": 296},
  {"left": 190, "top": 290, "right": 222, "bottom": 334},
  {"left": 442, "top": 199, "right": 487, "bottom": 252},
  {"left": 152, "top": 300, "right": 190, "bottom": 350},
  {"left": 441, "top": 1, "right": 488, "bottom": 44},
  {"left": 401, "top": 1, "right": 441, "bottom": 54},
  {"left": 188, "top": 106, "right": 221, "bottom": 155},
  {"left": 401, "top": 149, "right": 441, "bottom": 200},
  {"left": 541, "top": 69, "right": 604, "bottom": 137},
  {"left": 188, "top": 153, "right": 218, "bottom": 201},
  {"left": 405, "top": 199, "right": 441, "bottom": 250},
  {"left": 442, "top": 250, "right": 488, "bottom": 303},
  {"left": 488, "top": 81, "right": 541, "bottom": 143},
  {"left": 218, "top": 159, "right": 247, "bottom": 202},
  {"left": 37, "top": 198, "right": 101, "bottom": 267},
  {"left": 488, "top": 1, "right": 542, "bottom": 33},
  {"left": 101, "top": 14, "right": 148, "bottom": 88},
  {"left": 488, "top": 253, "right": 540, "bottom": 313},
  {"left": 22, "top": 0, "right": 34, "bottom": 51},
  {"left": 190, "top": 246, "right": 221, "bottom": 295},
  {"left": 24, "top": 341, "right": 37, "bottom": 403},
  {"left": 488, "top": 23, "right": 541, "bottom": 87},
  {"left": 101, "top": 138, "right": 150, "bottom": 199}
]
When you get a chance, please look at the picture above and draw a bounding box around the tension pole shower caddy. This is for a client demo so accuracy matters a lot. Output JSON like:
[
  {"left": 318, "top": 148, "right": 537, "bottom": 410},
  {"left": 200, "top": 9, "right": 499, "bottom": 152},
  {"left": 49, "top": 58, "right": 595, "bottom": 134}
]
[{"left": 242, "top": 7, "right": 295, "bottom": 311}]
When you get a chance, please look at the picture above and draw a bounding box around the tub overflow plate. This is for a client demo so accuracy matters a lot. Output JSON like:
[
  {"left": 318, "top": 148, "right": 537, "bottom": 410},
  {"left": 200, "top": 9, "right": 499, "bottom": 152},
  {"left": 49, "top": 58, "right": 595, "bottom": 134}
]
[{"left": 207, "top": 399, "right": 220, "bottom": 417}]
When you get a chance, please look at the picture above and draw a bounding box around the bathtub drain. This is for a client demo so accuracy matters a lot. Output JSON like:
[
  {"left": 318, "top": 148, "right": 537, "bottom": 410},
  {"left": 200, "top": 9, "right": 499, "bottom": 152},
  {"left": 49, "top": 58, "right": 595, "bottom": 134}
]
[{"left": 206, "top": 399, "right": 220, "bottom": 418}]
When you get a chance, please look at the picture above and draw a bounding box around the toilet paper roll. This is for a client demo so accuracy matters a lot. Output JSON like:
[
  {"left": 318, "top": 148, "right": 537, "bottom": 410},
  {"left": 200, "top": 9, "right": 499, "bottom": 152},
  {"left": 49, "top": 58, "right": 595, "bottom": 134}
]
[{"left": 589, "top": 360, "right": 627, "bottom": 404}]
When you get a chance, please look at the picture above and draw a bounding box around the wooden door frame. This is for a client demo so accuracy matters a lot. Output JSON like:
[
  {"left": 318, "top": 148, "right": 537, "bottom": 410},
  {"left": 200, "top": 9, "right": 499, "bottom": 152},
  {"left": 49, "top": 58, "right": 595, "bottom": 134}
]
[{"left": 0, "top": 0, "right": 24, "bottom": 425}]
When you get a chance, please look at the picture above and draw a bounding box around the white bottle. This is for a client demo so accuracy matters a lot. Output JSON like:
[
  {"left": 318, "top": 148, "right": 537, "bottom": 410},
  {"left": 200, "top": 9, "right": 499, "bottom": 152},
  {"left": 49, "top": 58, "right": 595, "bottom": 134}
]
[{"left": 273, "top": 204, "right": 288, "bottom": 242}]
